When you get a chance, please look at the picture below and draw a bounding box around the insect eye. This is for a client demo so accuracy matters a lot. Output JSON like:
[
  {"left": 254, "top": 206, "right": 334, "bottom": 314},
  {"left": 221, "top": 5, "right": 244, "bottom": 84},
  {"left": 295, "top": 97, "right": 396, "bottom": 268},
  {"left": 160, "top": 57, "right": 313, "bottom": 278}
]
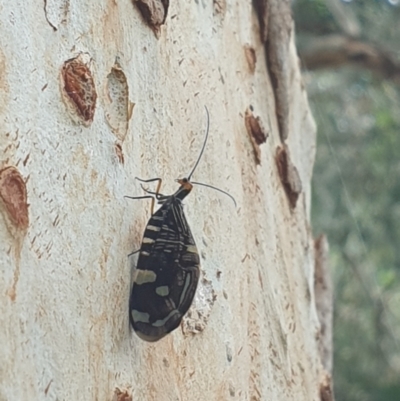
[{"left": 181, "top": 178, "right": 188, "bottom": 183}]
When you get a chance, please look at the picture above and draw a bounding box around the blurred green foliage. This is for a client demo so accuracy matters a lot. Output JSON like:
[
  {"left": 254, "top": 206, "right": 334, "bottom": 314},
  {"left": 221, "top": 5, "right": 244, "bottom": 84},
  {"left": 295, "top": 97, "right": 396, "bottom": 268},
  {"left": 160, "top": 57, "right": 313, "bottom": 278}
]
[{"left": 293, "top": 1, "right": 400, "bottom": 400}]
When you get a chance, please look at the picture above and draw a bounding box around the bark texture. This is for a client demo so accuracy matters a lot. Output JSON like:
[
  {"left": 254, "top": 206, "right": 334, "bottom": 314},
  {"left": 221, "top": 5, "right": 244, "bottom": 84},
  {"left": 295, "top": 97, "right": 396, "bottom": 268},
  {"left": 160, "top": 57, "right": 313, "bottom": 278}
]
[{"left": 0, "top": 1, "right": 326, "bottom": 400}]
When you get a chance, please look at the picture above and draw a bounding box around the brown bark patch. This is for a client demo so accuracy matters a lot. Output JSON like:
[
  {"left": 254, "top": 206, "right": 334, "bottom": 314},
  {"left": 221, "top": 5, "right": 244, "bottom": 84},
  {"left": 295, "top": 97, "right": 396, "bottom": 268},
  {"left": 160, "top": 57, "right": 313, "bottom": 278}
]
[
  {"left": 114, "top": 142, "right": 125, "bottom": 164},
  {"left": 61, "top": 54, "right": 97, "bottom": 127},
  {"left": 113, "top": 388, "right": 132, "bottom": 401},
  {"left": 244, "top": 108, "right": 268, "bottom": 165},
  {"left": 244, "top": 45, "right": 257, "bottom": 73},
  {"left": 275, "top": 146, "right": 302, "bottom": 209},
  {"left": 134, "top": 0, "right": 169, "bottom": 36},
  {"left": 0, "top": 166, "right": 29, "bottom": 234}
]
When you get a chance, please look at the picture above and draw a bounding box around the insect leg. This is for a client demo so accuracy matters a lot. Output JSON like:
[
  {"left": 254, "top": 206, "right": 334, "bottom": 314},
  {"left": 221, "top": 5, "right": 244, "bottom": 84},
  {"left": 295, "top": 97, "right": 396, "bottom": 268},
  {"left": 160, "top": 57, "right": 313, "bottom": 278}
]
[
  {"left": 124, "top": 195, "right": 154, "bottom": 201},
  {"left": 128, "top": 249, "right": 140, "bottom": 257},
  {"left": 139, "top": 185, "right": 167, "bottom": 198},
  {"left": 135, "top": 177, "right": 163, "bottom": 214},
  {"left": 135, "top": 177, "right": 162, "bottom": 184}
]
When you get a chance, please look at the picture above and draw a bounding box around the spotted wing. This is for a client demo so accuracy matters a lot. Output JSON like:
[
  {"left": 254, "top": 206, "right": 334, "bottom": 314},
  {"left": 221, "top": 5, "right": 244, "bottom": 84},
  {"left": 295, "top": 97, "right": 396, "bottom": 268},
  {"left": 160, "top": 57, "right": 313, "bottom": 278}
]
[{"left": 129, "top": 198, "right": 200, "bottom": 342}]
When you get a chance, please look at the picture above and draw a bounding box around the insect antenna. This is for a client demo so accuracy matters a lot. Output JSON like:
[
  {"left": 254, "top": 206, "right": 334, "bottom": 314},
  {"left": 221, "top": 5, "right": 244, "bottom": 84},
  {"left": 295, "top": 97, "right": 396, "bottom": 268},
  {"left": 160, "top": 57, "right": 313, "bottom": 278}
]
[
  {"left": 187, "top": 106, "right": 210, "bottom": 180},
  {"left": 184, "top": 106, "right": 236, "bottom": 207},
  {"left": 191, "top": 181, "right": 237, "bottom": 207}
]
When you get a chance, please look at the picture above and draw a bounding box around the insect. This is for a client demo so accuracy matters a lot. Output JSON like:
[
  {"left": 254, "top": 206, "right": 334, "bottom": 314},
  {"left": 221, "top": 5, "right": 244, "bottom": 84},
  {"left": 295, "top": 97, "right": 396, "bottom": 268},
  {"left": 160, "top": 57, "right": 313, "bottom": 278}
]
[{"left": 127, "top": 107, "right": 235, "bottom": 342}]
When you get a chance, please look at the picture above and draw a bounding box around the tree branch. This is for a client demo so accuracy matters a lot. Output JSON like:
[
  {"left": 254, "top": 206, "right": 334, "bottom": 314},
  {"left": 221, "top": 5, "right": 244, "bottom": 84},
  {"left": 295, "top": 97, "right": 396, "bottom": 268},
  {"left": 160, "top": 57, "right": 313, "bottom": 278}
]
[{"left": 299, "top": 34, "right": 400, "bottom": 84}]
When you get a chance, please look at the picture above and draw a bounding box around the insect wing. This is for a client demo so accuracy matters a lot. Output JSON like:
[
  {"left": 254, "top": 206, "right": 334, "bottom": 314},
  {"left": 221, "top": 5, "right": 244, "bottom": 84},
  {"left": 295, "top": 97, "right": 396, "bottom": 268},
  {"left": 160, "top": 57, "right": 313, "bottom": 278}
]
[{"left": 130, "top": 199, "right": 200, "bottom": 341}]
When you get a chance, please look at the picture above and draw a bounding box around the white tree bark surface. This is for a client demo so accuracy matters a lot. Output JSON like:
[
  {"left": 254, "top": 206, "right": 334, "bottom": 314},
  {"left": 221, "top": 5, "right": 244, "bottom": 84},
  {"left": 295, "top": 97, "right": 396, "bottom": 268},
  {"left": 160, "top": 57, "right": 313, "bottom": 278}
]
[{"left": 0, "top": 1, "right": 322, "bottom": 400}]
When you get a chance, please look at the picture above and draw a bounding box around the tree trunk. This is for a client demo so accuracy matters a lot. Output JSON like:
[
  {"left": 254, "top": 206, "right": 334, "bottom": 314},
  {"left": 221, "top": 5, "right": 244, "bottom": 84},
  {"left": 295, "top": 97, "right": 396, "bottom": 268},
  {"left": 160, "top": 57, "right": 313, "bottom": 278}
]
[{"left": 0, "top": 1, "right": 328, "bottom": 400}]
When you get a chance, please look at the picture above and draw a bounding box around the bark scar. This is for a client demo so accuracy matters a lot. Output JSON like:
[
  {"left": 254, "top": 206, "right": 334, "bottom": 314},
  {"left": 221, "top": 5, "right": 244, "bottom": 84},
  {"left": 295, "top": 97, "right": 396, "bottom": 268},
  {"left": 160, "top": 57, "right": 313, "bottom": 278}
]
[
  {"left": 244, "top": 107, "right": 268, "bottom": 165},
  {"left": 275, "top": 145, "right": 302, "bottom": 209}
]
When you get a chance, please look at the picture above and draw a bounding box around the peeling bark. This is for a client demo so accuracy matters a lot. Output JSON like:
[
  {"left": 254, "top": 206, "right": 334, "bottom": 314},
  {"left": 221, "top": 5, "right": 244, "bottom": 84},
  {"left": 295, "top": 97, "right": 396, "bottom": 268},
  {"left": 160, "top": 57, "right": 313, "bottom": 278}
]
[{"left": 253, "top": 0, "right": 292, "bottom": 141}]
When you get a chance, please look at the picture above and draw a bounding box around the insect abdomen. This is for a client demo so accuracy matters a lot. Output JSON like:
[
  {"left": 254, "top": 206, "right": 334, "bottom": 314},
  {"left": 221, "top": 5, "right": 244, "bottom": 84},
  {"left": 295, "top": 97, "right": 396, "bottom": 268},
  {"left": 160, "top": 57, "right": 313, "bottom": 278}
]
[{"left": 129, "top": 200, "right": 200, "bottom": 342}]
